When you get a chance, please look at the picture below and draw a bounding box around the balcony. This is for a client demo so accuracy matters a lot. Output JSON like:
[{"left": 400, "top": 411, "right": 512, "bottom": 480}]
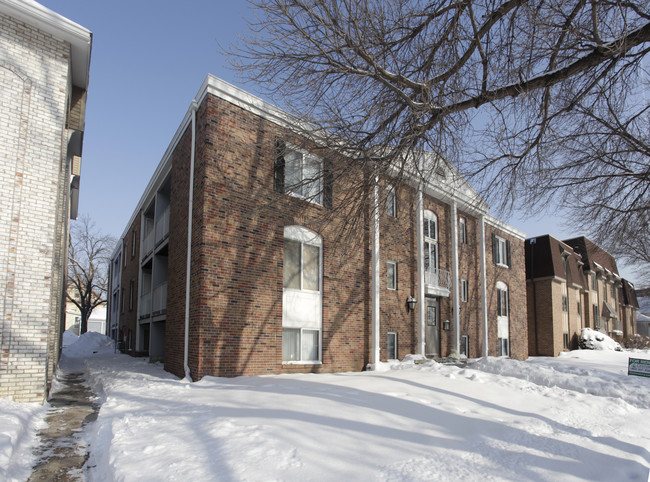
[
  {"left": 139, "top": 292, "right": 152, "bottom": 319},
  {"left": 155, "top": 208, "right": 170, "bottom": 246},
  {"left": 425, "top": 268, "right": 451, "bottom": 297},
  {"left": 152, "top": 282, "right": 167, "bottom": 316},
  {"left": 143, "top": 230, "right": 154, "bottom": 259}
]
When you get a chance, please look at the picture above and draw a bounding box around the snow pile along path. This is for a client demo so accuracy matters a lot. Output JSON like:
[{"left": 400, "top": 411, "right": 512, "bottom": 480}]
[
  {"left": 0, "top": 398, "right": 46, "bottom": 481},
  {"left": 71, "top": 336, "right": 650, "bottom": 482}
]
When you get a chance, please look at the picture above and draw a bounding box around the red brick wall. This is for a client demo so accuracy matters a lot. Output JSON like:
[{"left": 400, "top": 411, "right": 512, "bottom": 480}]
[
  {"left": 165, "top": 94, "right": 371, "bottom": 379},
  {"left": 485, "top": 224, "right": 528, "bottom": 360},
  {"left": 159, "top": 91, "right": 529, "bottom": 380}
]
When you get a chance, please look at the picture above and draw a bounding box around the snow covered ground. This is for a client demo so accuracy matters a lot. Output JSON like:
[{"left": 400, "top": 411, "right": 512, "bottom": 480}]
[{"left": 3, "top": 333, "right": 650, "bottom": 481}]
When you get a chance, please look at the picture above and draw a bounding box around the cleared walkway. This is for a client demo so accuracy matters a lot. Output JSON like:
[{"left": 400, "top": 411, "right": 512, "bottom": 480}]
[{"left": 28, "top": 372, "right": 99, "bottom": 481}]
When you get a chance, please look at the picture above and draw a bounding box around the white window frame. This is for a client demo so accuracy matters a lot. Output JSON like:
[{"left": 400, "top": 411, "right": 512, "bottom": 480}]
[
  {"left": 387, "top": 332, "right": 397, "bottom": 360},
  {"left": 284, "top": 145, "right": 323, "bottom": 205},
  {"left": 282, "top": 226, "right": 323, "bottom": 364},
  {"left": 386, "top": 184, "right": 396, "bottom": 217},
  {"left": 461, "top": 279, "right": 468, "bottom": 302},
  {"left": 387, "top": 261, "right": 397, "bottom": 290},
  {"left": 461, "top": 335, "right": 469, "bottom": 357},
  {"left": 496, "top": 281, "right": 510, "bottom": 356},
  {"left": 495, "top": 235, "right": 508, "bottom": 267},
  {"left": 459, "top": 217, "right": 467, "bottom": 244},
  {"left": 423, "top": 210, "right": 439, "bottom": 271}
]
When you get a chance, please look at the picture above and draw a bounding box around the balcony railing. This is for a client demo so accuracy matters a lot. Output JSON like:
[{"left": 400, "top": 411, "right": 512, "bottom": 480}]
[
  {"left": 152, "top": 282, "right": 167, "bottom": 315},
  {"left": 155, "top": 208, "right": 170, "bottom": 246},
  {"left": 424, "top": 267, "right": 451, "bottom": 296},
  {"left": 139, "top": 292, "right": 152, "bottom": 319},
  {"left": 143, "top": 230, "right": 154, "bottom": 258}
]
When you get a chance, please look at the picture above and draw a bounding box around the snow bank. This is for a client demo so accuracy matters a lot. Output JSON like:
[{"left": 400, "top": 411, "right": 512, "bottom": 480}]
[
  {"left": 0, "top": 399, "right": 46, "bottom": 481},
  {"left": 64, "top": 331, "right": 115, "bottom": 358},
  {"left": 579, "top": 328, "right": 621, "bottom": 351}
]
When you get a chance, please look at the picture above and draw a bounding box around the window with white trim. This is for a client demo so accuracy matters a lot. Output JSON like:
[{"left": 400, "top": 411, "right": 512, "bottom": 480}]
[
  {"left": 282, "top": 226, "right": 322, "bottom": 363},
  {"left": 387, "top": 332, "right": 397, "bottom": 360},
  {"left": 423, "top": 210, "right": 438, "bottom": 272},
  {"left": 461, "top": 335, "right": 469, "bottom": 357},
  {"left": 459, "top": 217, "right": 467, "bottom": 244},
  {"left": 496, "top": 281, "right": 509, "bottom": 356},
  {"left": 387, "top": 261, "right": 397, "bottom": 290},
  {"left": 461, "top": 279, "right": 468, "bottom": 302},
  {"left": 386, "top": 184, "right": 396, "bottom": 217},
  {"left": 275, "top": 141, "right": 332, "bottom": 207},
  {"left": 493, "top": 234, "right": 510, "bottom": 267}
]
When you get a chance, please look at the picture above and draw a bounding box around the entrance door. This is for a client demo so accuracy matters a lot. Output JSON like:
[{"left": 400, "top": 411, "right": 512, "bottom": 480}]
[{"left": 425, "top": 297, "right": 440, "bottom": 357}]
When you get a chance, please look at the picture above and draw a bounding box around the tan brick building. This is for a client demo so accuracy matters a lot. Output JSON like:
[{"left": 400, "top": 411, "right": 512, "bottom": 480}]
[
  {"left": 526, "top": 235, "right": 639, "bottom": 356},
  {"left": 0, "top": 0, "right": 92, "bottom": 402},
  {"left": 108, "top": 75, "right": 527, "bottom": 381}
]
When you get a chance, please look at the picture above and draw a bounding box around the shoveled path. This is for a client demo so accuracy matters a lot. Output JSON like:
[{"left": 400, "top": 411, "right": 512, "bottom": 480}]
[{"left": 28, "top": 372, "right": 100, "bottom": 481}]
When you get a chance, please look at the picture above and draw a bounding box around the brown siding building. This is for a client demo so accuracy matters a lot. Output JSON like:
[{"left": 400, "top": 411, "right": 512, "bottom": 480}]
[
  {"left": 107, "top": 76, "right": 528, "bottom": 381},
  {"left": 526, "top": 234, "right": 638, "bottom": 356}
]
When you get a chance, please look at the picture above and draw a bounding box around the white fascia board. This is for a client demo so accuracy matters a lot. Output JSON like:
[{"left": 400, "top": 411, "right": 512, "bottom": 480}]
[
  {"left": 485, "top": 215, "right": 526, "bottom": 240},
  {"left": 0, "top": 0, "right": 92, "bottom": 88}
]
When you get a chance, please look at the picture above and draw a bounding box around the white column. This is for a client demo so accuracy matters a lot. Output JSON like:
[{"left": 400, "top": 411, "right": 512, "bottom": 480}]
[
  {"left": 451, "top": 201, "right": 460, "bottom": 355},
  {"left": 479, "top": 214, "right": 489, "bottom": 358},
  {"left": 416, "top": 187, "right": 426, "bottom": 356},
  {"left": 371, "top": 177, "right": 381, "bottom": 365}
]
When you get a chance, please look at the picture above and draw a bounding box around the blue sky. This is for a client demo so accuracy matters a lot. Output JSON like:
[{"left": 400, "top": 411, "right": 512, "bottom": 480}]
[{"left": 38, "top": 1, "right": 637, "bottom": 283}]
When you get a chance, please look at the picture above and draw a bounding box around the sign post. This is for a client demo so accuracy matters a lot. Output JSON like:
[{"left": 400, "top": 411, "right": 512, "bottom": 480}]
[{"left": 628, "top": 358, "right": 650, "bottom": 378}]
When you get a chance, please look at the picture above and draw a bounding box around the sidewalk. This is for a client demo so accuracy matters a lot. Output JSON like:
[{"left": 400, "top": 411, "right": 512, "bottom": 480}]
[{"left": 28, "top": 370, "right": 99, "bottom": 480}]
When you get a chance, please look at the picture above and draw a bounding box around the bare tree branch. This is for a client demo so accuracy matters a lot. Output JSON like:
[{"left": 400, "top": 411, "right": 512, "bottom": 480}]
[{"left": 67, "top": 214, "right": 116, "bottom": 334}]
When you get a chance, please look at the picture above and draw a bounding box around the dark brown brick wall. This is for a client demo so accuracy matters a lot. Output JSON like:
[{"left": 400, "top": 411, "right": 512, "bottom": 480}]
[{"left": 119, "top": 218, "right": 140, "bottom": 353}]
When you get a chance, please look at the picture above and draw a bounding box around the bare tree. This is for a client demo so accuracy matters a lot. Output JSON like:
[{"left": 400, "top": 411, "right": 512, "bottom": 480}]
[
  {"left": 67, "top": 215, "right": 116, "bottom": 334},
  {"left": 228, "top": 0, "right": 650, "bottom": 264}
]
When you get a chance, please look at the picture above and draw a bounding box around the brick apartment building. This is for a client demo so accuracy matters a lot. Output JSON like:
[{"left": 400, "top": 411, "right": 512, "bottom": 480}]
[
  {"left": 0, "top": 0, "right": 92, "bottom": 402},
  {"left": 526, "top": 235, "right": 639, "bottom": 356},
  {"left": 108, "top": 75, "right": 527, "bottom": 381}
]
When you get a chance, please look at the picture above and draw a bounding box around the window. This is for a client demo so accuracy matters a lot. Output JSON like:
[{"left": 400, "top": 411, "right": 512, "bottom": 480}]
[
  {"left": 577, "top": 300, "right": 582, "bottom": 319},
  {"left": 610, "top": 283, "right": 616, "bottom": 300},
  {"left": 284, "top": 239, "right": 320, "bottom": 291},
  {"left": 461, "top": 335, "right": 469, "bottom": 357},
  {"left": 423, "top": 210, "right": 438, "bottom": 272},
  {"left": 129, "top": 279, "right": 134, "bottom": 311},
  {"left": 459, "top": 217, "right": 467, "bottom": 244},
  {"left": 282, "top": 328, "right": 319, "bottom": 362},
  {"left": 497, "top": 285, "right": 509, "bottom": 317},
  {"left": 591, "top": 273, "right": 597, "bottom": 290},
  {"left": 387, "top": 332, "right": 397, "bottom": 360},
  {"left": 461, "top": 279, "right": 468, "bottom": 302},
  {"left": 275, "top": 141, "right": 332, "bottom": 207},
  {"left": 121, "top": 287, "right": 125, "bottom": 313},
  {"left": 282, "top": 226, "right": 322, "bottom": 363},
  {"left": 496, "top": 281, "right": 509, "bottom": 356},
  {"left": 593, "top": 304, "right": 599, "bottom": 329},
  {"left": 562, "top": 295, "right": 568, "bottom": 312},
  {"left": 493, "top": 234, "right": 510, "bottom": 267},
  {"left": 132, "top": 230, "right": 137, "bottom": 258},
  {"left": 387, "top": 261, "right": 397, "bottom": 290},
  {"left": 123, "top": 241, "right": 127, "bottom": 267},
  {"left": 386, "top": 185, "right": 396, "bottom": 217}
]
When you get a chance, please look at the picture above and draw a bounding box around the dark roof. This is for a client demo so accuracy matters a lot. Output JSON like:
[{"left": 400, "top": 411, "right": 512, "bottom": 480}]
[
  {"left": 526, "top": 235, "right": 586, "bottom": 288},
  {"left": 562, "top": 236, "right": 619, "bottom": 276},
  {"left": 621, "top": 279, "right": 639, "bottom": 308}
]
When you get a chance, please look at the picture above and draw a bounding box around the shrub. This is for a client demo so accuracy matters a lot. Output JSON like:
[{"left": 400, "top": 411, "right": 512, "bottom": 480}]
[{"left": 621, "top": 334, "right": 650, "bottom": 350}]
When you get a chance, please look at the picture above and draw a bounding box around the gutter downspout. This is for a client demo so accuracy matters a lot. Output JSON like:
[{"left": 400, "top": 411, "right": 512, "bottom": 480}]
[
  {"left": 184, "top": 100, "right": 199, "bottom": 381},
  {"left": 451, "top": 201, "right": 460, "bottom": 356},
  {"left": 479, "top": 215, "right": 488, "bottom": 359},
  {"left": 371, "top": 176, "right": 381, "bottom": 366},
  {"left": 416, "top": 187, "right": 425, "bottom": 356}
]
